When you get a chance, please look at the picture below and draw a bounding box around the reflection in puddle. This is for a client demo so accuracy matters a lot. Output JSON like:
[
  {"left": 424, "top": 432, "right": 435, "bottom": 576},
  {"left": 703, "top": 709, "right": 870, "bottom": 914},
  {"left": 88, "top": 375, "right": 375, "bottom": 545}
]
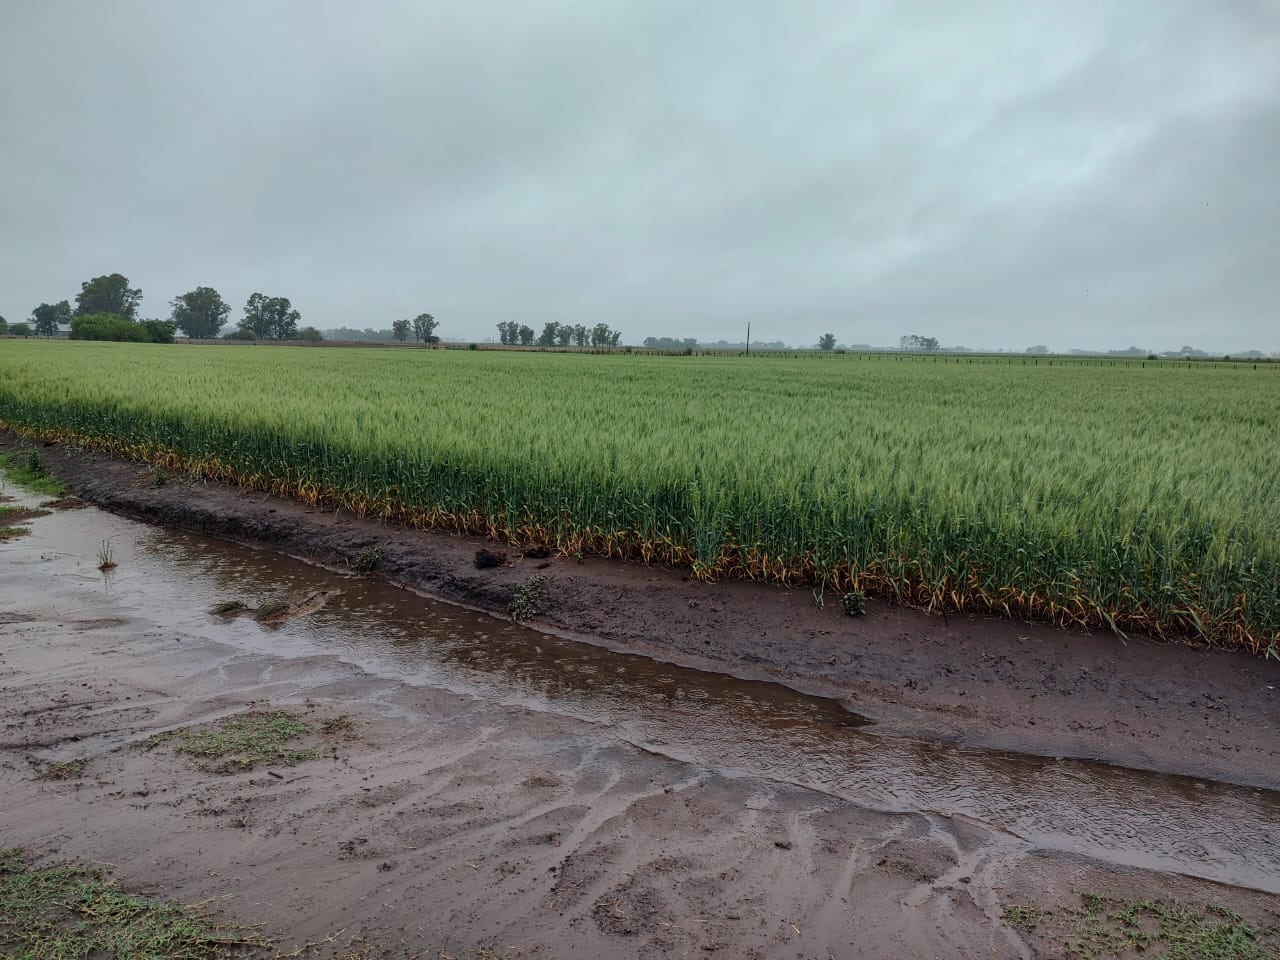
[{"left": 5, "top": 493, "right": 1280, "bottom": 894}]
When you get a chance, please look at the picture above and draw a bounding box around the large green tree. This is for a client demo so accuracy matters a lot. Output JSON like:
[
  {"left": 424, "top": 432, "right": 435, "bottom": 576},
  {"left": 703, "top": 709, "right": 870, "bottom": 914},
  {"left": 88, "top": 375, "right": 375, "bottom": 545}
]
[
  {"left": 411, "top": 313, "right": 438, "bottom": 344},
  {"left": 170, "top": 286, "right": 230, "bottom": 338},
  {"left": 536, "top": 322, "right": 560, "bottom": 347},
  {"left": 31, "top": 300, "right": 72, "bottom": 336},
  {"left": 392, "top": 319, "right": 410, "bottom": 342},
  {"left": 238, "top": 293, "right": 300, "bottom": 339},
  {"left": 75, "top": 273, "right": 142, "bottom": 319}
]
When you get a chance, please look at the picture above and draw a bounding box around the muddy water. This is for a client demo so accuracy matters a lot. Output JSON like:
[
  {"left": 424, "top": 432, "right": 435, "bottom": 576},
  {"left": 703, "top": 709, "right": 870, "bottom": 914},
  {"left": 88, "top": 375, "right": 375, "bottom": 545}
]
[{"left": 4, "top": 489, "right": 1279, "bottom": 895}]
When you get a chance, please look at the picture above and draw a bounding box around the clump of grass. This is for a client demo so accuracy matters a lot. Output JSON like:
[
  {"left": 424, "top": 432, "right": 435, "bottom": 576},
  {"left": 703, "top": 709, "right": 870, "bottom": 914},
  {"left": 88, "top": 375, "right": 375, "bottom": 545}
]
[
  {"left": 351, "top": 546, "right": 382, "bottom": 576},
  {"left": 509, "top": 574, "right": 546, "bottom": 621},
  {"left": 0, "top": 848, "right": 266, "bottom": 960},
  {"left": 146, "top": 710, "right": 320, "bottom": 770},
  {"left": 842, "top": 589, "right": 867, "bottom": 616},
  {"left": 319, "top": 714, "right": 356, "bottom": 736},
  {"left": 253, "top": 599, "right": 290, "bottom": 622},
  {"left": 0, "top": 526, "right": 31, "bottom": 540},
  {"left": 35, "top": 759, "right": 88, "bottom": 781},
  {"left": 1001, "top": 903, "right": 1046, "bottom": 930},
  {"left": 0, "top": 450, "right": 68, "bottom": 497},
  {"left": 1003, "top": 892, "right": 1278, "bottom": 959},
  {"left": 209, "top": 600, "right": 248, "bottom": 616},
  {"left": 97, "top": 539, "right": 116, "bottom": 570}
]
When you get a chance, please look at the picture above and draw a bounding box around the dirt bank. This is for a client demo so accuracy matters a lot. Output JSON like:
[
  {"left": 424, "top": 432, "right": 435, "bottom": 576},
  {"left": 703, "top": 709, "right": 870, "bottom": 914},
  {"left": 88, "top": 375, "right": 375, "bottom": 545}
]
[{"left": 5, "top": 433, "right": 1279, "bottom": 790}]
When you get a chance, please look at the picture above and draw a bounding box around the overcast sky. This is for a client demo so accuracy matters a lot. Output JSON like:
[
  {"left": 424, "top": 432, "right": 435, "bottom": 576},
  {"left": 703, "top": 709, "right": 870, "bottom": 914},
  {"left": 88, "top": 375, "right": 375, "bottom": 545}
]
[{"left": 2, "top": 2, "right": 1277, "bottom": 351}]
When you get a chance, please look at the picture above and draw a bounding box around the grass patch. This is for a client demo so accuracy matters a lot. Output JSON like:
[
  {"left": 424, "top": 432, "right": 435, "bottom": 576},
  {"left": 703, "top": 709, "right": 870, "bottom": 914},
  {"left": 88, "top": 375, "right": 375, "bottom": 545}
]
[
  {"left": 209, "top": 600, "right": 248, "bottom": 615},
  {"left": 318, "top": 714, "right": 356, "bottom": 737},
  {"left": 0, "top": 526, "right": 31, "bottom": 540},
  {"left": 1003, "top": 892, "right": 1279, "bottom": 959},
  {"left": 0, "top": 847, "right": 265, "bottom": 959},
  {"left": 509, "top": 574, "right": 546, "bottom": 621},
  {"left": 146, "top": 710, "right": 320, "bottom": 771},
  {"left": 253, "top": 599, "right": 291, "bottom": 623},
  {"left": 35, "top": 759, "right": 88, "bottom": 781},
  {"left": 0, "top": 450, "right": 68, "bottom": 497},
  {"left": 351, "top": 546, "right": 382, "bottom": 576}
]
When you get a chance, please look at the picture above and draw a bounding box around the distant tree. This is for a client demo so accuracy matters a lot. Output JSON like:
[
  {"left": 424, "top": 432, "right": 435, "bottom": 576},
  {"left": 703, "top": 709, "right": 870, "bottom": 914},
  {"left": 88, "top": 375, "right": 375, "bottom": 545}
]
[
  {"left": 609, "top": 330, "right": 622, "bottom": 348},
  {"left": 899, "top": 334, "right": 938, "bottom": 352},
  {"left": 32, "top": 301, "right": 71, "bottom": 336},
  {"left": 0, "top": 316, "right": 7, "bottom": 335},
  {"left": 169, "top": 286, "right": 230, "bottom": 339},
  {"left": 392, "top": 319, "right": 410, "bottom": 342},
  {"left": 1025, "top": 345, "right": 1050, "bottom": 355},
  {"left": 298, "top": 326, "right": 324, "bottom": 342},
  {"left": 238, "top": 293, "right": 300, "bottom": 339},
  {"left": 555, "top": 325, "right": 573, "bottom": 347},
  {"left": 11, "top": 322, "right": 31, "bottom": 337},
  {"left": 642, "top": 337, "right": 700, "bottom": 350},
  {"left": 326, "top": 327, "right": 395, "bottom": 342},
  {"left": 75, "top": 273, "right": 142, "bottom": 319},
  {"left": 572, "top": 324, "right": 588, "bottom": 348},
  {"left": 496, "top": 321, "right": 518, "bottom": 345},
  {"left": 817, "top": 333, "right": 836, "bottom": 351},
  {"left": 411, "top": 313, "right": 438, "bottom": 344},
  {"left": 517, "top": 324, "right": 535, "bottom": 346},
  {"left": 537, "top": 322, "right": 560, "bottom": 347},
  {"left": 590, "top": 322, "right": 621, "bottom": 347}
]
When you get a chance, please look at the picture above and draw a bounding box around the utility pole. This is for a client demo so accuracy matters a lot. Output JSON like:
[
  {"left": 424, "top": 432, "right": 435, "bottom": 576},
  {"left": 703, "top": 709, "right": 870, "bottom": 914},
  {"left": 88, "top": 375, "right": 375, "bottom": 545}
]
[{"left": 746, "top": 321, "right": 751, "bottom": 356}]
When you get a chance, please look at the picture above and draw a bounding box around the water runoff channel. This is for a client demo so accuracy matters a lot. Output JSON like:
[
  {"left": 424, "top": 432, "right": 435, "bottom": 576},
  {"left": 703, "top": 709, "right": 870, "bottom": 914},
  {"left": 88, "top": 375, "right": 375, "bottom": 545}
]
[{"left": 2, "top": 482, "right": 1277, "bottom": 897}]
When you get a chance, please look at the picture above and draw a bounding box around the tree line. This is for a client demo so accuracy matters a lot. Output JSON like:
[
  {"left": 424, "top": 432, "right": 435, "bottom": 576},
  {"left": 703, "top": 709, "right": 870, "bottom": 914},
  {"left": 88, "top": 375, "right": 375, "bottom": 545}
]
[
  {"left": 495, "top": 321, "right": 622, "bottom": 347},
  {"left": 3, "top": 272, "right": 442, "bottom": 345}
]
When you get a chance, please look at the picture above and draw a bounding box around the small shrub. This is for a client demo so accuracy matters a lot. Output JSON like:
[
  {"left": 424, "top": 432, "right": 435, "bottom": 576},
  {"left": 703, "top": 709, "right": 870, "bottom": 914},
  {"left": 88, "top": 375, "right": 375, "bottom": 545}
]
[{"left": 96, "top": 540, "right": 116, "bottom": 571}]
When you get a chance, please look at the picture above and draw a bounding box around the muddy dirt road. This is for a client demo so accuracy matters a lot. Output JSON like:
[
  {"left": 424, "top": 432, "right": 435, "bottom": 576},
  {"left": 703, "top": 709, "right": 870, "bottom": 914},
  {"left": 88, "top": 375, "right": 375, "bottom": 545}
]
[{"left": 2, "top": 474, "right": 1279, "bottom": 957}]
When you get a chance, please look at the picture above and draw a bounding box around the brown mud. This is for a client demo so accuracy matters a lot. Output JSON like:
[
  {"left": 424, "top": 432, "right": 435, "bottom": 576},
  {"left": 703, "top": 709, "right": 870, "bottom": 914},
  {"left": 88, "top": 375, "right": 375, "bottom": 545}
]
[
  {"left": 2, "top": 457, "right": 1279, "bottom": 957},
  {"left": 4, "top": 434, "right": 1278, "bottom": 790}
]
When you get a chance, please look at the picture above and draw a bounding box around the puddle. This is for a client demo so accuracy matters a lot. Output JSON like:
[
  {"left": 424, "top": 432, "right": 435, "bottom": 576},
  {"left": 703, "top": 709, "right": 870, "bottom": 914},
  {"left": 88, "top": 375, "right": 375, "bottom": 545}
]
[{"left": 2, "top": 482, "right": 1279, "bottom": 895}]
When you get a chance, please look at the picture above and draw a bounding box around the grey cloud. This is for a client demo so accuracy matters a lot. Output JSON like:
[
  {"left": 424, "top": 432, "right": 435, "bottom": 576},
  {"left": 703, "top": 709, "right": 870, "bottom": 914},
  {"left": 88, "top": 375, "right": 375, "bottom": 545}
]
[{"left": 1, "top": 0, "right": 1276, "bottom": 351}]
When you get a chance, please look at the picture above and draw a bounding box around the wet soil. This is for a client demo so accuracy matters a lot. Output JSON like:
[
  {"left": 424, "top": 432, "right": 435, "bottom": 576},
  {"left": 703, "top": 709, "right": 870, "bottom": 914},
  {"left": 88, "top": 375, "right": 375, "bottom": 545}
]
[
  {"left": 5, "top": 433, "right": 1278, "bottom": 791},
  {"left": 2, "top": 463, "right": 1279, "bottom": 957}
]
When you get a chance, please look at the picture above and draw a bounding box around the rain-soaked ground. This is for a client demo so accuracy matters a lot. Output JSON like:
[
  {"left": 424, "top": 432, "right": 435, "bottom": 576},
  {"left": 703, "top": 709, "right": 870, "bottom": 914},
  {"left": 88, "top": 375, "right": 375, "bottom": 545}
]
[{"left": 2, "top": 477, "right": 1278, "bottom": 958}]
